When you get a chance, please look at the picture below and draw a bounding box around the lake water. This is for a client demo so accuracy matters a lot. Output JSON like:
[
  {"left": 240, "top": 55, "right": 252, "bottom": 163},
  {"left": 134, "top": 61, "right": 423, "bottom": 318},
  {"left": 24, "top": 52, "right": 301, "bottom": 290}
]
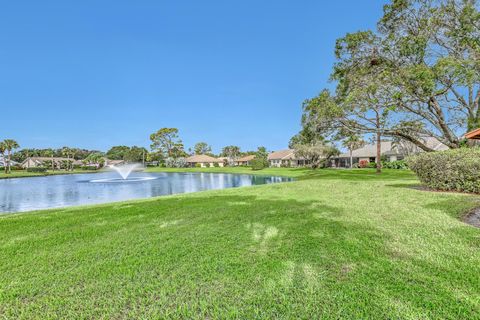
[{"left": 0, "top": 172, "right": 292, "bottom": 213}]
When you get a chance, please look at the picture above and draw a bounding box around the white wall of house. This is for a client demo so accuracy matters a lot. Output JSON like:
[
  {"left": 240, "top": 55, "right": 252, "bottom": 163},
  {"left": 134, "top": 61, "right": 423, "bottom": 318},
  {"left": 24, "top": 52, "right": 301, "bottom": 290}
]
[
  {"left": 269, "top": 160, "right": 281, "bottom": 167},
  {"left": 195, "top": 162, "right": 224, "bottom": 168}
]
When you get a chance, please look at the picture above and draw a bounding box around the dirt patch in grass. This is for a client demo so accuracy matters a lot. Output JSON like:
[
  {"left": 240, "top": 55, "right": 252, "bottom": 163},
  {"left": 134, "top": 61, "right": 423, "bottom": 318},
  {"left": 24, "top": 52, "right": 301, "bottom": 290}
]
[{"left": 463, "top": 208, "right": 480, "bottom": 228}]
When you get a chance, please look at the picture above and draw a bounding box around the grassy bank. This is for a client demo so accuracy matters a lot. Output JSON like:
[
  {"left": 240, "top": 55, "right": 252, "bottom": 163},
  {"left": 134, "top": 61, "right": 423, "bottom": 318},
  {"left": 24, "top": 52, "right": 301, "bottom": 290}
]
[
  {"left": 0, "top": 169, "right": 101, "bottom": 179},
  {"left": 1, "top": 168, "right": 479, "bottom": 318}
]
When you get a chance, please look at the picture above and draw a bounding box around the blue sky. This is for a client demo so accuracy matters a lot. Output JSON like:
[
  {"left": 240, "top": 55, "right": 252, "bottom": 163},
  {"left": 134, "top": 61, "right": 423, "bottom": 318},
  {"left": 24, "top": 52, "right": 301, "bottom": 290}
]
[{"left": 0, "top": 1, "right": 387, "bottom": 153}]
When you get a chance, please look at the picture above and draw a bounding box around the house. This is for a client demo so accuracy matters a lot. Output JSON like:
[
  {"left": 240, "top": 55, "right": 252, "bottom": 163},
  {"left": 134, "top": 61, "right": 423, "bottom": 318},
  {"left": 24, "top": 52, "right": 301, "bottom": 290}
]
[
  {"left": 21, "top": 157, "right": 72, "bottom": 169},
  {"left": 185, "top": 155, "right": 224, "bottom": 168},
  {"left": 216, "top": 157, "right": 229, "bottom": 166},
  {"left": 333, "top": 138, "right": 448, "bottom": 168},
  {"left": 334, "top": 142, "right": 397, "bottom": 168},
  {"left": 268, "top": 149, "right": 310, "bottom": 167},
  {"left": 0, "top": 156, "right": 18, "bottom": 167},
  {"left": 235, "top": 155, "right": 255, "bottom": 166},
  {"left": 104, "top": 159, "right": 126, "bottom": 167},
  {"left": 466, "top": 128, "right": 480, "bottom": 140}
]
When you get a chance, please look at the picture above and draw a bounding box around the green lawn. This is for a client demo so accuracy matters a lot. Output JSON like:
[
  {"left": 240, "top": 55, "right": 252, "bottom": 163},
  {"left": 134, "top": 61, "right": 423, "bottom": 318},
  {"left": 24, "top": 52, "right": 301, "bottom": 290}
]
[
  {"left": 1, "top": 168, "right": 479, "bottom": 319},
  {"left": 0, "top": 169, "right": 101, "bottom": 179}
]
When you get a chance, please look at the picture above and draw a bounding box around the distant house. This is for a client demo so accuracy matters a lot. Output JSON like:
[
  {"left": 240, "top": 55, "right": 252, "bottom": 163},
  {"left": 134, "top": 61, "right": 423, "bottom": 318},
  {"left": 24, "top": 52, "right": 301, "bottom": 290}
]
[
  {"left": 333, "top": 138, "right": 448, "bottom": 168},
  {"left": 0, "top": 156, "right": 18, "bottom": 167},
  {"left": 73, "top": 159, "right": 85, "bottom": 166},
  {"left": 104, "top": 159, "right": 125, "bottom": 167},
  {"left": 21, "top": 157, "right": 73, "bottom": 169},
  {"left": 236, "top": 155, "right": 255, "bottom": 166},
  {"left": 185, "top": 155, "right": 224, "bottom": 168},
  {"left": 216, "top": 157, "right": 229, "bottom": 166},
  {"left": 268, "top": 149, "right": 310, "bottom": 167}
]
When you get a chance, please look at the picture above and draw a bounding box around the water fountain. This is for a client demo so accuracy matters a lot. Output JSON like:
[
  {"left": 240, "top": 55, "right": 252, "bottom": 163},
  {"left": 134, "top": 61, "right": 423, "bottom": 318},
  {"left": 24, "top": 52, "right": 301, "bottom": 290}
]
[
  {"left": 109, "top": 163, "right": 142, "bottom": 179},
  {"left": 89, "top": 163, "right": 157, "bottom": 183}
]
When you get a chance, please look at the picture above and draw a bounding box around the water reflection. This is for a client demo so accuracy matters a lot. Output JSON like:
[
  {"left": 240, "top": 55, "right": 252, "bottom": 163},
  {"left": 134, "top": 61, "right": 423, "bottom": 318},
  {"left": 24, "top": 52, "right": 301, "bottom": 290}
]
[{"left": 0, "top": 172, "right": 292, "bottom": 213}]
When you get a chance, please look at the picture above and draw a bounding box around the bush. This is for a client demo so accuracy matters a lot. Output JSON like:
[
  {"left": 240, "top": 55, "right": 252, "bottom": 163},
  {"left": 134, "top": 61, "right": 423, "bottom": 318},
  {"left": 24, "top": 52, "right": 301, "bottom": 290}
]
[
  {"left": 195, "top": 163, "right": 202, "bottom": 168},
  {"left": 280, "top": 161, "right": 291, "bottom": 168},
  {"left": 213, "top": 162, "right": 220, "bottom": 167},
  {"left": 251, "top": 158, "right": 266, "bottom": 171},
  {"left": 368, "top": 162, "right": 377, "bottom": 169},
  {"left": 82, "top": 166, "right": 98, "bottom": 170},
  {"left": 382, "top": 160, "right": 408, "bottom": 169},
  {"left": 407, "top": 148, "right": 480, "bottom": 193},
  {"left": 359, "top": 160, "right": 370, "bottom": 168},
  {"left": 165, "top": 157, "right": 186, "bottom": 168},
  {"left": 27, "top": 167, "right": 47, "bottom": 172}
]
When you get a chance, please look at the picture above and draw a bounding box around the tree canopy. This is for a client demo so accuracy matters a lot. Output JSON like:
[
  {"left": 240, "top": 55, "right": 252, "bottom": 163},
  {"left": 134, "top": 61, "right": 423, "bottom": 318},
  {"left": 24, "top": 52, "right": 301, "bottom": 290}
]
[
  {"left": 193, "top": 142, "right": 212, "bottom": 155},
  {"left": 221, "top": 145, "right": 241, "bottom": 159},
  {"left": 150, "top": 128, "right": 185, "bottom": 159},
  {"left": 296, "top": 0, "right": 480, "bottom": 152}
]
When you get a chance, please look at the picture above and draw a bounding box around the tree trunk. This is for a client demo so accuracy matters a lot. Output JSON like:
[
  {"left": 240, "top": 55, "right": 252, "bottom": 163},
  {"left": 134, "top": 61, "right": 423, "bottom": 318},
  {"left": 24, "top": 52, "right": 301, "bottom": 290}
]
[
  {"left": 376, "top": 114, "right": 382, "bottom": 174},
  {"left": 376, "top": 131, "right": 381, "bottom": 174},
  {"left": 7, "top": 150, "right": 11, "bottom": 174},
  {"left": 349, "top": 149, "right": 353, "bottom": 169},
  {"left": 51, "top": 155, "right": 54, "bottom": 171}
]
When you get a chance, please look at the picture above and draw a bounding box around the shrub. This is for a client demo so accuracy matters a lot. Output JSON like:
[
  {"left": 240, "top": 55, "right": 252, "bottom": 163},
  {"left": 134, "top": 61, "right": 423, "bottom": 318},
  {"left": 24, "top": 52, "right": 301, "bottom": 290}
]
[
  {"left": 382, "top": 160, "right": 408, "bottom": 169},
  {"left": 368, "top": 162, "right": 377, "bottom": 169},
  {"left": 280, "top": 161, "right": 291, "bottom": 168},
  {"left": 213, "top": 162, "right": 220, "bottom": 167},
  {"left": 195, "top": 163, "right": 201, "bottom": 168},
  {"left": 251, "top": 158, "right": 266, "bottom": 171},
  {"left": 359, "top": 160, "right": 370, "bottom": 168},
  {"left": 26, "top": 167, "right": 47, "bottom": 172},
  {"left": 165, "top": 157, "right": 186, "bottom": 168},
  {"left": 82, "top": 166, "right": 98, "bottom": 170},
  {"left": 407, "top": 148, "right": 480, "bottom": 193}
]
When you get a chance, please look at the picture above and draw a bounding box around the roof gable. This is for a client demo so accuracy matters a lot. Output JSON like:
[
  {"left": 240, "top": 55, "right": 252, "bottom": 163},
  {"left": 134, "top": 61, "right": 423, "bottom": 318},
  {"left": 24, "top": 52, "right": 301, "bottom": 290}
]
[{"left": 268, "top": 149, "right": 295, "bottom": 160}]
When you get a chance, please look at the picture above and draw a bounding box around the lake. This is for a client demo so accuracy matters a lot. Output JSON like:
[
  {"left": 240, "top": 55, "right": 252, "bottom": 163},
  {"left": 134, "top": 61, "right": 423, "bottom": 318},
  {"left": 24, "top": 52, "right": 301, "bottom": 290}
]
[{"left": 0, "top": 172, "right": 292, "bottom": 213}]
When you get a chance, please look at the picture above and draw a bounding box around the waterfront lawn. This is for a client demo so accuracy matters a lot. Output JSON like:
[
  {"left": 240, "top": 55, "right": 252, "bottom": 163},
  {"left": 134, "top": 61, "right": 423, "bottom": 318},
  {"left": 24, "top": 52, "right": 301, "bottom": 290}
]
[
  {"left": 1, "top": 168, "right": 479, "bottom": 319},
  {"left": 0, "top": 169, "right": 100, "bottom": 179}
]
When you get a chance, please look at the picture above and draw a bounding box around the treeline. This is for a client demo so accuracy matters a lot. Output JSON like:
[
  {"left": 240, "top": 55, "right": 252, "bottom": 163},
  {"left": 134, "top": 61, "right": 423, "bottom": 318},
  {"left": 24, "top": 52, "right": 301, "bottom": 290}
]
[
  {"left": 12, "top": 147, "right": 101, "bottom": 162},
  {"left": 149, "top": 128, "right": 259, "bottom": 159}
]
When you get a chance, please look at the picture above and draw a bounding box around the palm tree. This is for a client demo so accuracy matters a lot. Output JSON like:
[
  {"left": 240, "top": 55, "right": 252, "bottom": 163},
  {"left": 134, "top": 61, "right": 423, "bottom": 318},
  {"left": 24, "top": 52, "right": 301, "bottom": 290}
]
[
  {"left": 3, "top": 139, "right": 20, "bottom": 173},
  {"left": 44, "top": 149, "right": 55, "bottom": 171},
  {"left": 342, "top": 135, "right": 365, "bottom": 168},
  {"left": 0, "top": 141, "right": 6, "bottom": 173},
  {"left": 62, "top": 147, "right": 73, "bottom": 171}
]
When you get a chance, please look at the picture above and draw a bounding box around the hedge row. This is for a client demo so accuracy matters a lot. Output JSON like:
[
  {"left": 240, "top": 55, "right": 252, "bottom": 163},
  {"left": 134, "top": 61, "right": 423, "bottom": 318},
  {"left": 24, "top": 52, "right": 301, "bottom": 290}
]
[
  {"left": 407, "top": 147, "right": 480, "bottom": 194},
  {"left": 26, "top": 167, "right": 48, "bottom": 172}
]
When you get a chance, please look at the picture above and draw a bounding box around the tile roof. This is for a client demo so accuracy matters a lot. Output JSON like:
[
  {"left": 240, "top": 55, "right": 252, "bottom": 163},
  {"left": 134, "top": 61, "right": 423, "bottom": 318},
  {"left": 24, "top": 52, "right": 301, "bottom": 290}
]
[
  {"left": 268, "top": 149, "right": 295, "bottom": 160},
  {"left": 466, "top": 128, "right": 480, "bottom": 140},
  {"left": 186, "top": 154, "right": 222, "bottom": 163},
  {"left": 237, "top": 155, "right": 255, "bottom": 162}
]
